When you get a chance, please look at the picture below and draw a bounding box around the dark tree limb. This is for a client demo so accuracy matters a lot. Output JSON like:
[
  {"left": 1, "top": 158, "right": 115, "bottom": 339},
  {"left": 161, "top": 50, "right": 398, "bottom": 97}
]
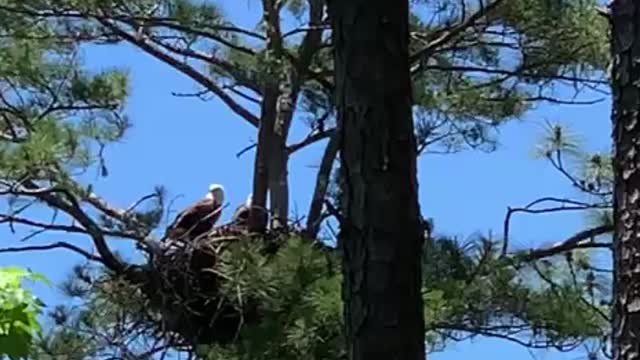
[
  {"left": 287, "top": 128, "right": 336, "bottom": 154},
  {"left": 305, "top": 129, "right": 339, "bottom": 239},
  {"left": 13, "top": 180, "right": 127, "bottom": 273},
  {"left": 512, "top": 225, "right": 613, "bottom": 263}
]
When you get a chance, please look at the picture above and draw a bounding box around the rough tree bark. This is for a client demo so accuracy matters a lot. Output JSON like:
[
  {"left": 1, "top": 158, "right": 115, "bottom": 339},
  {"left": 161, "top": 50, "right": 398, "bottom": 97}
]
[
  {"left": 611, "top": 1, "right": 640, "bottom": 359},
  {"left": 328, "top": 1, "right": 426, "bottom": 359}
]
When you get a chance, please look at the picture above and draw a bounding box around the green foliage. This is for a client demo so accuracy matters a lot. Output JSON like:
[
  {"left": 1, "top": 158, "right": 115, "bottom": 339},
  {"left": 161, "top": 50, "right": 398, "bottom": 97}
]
[
  {"left": 202, "top": 237, "right": 345, "bottom": 360},
  {"left": 410, "top": 0, "right": 608, "bottom": 153},
  {"left": 0, "top": 12, "right": 130, "bottom": 182},
  {"left": 532, "top": 120, "right": 613, "bottom": 228},
  {"left": 422, "top": 235, "right": 608, "bottom": 351},
  {"left": 32, "top": 234, "right": 608, "bottom": 359},
  {"left": 0, "top": 1, "right": 615, "bottom": 359},
  {"left": 0, "top": 267, "right": 48, "bottom": 360},
  {"left": 3, "top": 0, "right": 608, "bottom": 154}
]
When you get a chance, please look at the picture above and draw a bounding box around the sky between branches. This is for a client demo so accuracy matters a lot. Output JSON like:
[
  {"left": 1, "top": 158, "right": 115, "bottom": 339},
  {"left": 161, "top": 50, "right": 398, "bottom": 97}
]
[{"left": 0, "top": 1, "right": 613, "bottom": 359}]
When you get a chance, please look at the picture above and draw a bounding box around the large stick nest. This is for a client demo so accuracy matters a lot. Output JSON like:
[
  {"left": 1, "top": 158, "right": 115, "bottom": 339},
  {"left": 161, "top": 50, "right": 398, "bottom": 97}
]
[{"left": 126, "top": 224, "right": 317, "bottom": 346}]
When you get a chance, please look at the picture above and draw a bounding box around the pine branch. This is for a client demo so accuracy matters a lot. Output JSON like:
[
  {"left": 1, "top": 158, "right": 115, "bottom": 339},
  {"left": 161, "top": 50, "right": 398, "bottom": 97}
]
[
  {"left": 418, "top": 64, "right": 608, "bottom": 86},
  {"left": 410, "top": 0, "right": 506, "bottom": 64},
  {"left": 146, "top": 36, "right": 262, "bottom": 95},
  {"left": 99, "top": 20, "right": 260, "bottom": 128}
]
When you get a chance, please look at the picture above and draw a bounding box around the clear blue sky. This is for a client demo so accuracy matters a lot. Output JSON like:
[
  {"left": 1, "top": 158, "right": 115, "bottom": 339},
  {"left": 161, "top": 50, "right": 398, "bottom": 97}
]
[{"left": 0, "top": 2, "right": 612, "bottom": 359}]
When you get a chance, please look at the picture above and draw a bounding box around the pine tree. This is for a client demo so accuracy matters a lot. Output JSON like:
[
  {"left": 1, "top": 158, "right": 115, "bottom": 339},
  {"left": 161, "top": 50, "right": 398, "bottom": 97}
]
[
  {"left": 610, "top": 0, "right": 640, "bottom": 358},
  {"left": 0, "top": 0, "right": 609, "bottom": 236},
  {"left": 0, "top": 1, "right": 617, "bottom": 359},
  {"left": 328, "top": 1, "right": 425, "bottom": 359}
]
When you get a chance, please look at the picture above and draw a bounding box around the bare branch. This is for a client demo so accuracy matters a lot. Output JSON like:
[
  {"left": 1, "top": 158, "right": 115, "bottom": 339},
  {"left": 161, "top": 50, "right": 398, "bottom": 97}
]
[
  {"left": 98, "top": 20, "right": 260, "bottom": 128},
  {"left": 0, "top": 214, "right": 140, "bottom": 240},
  {"left": 0, "top": 242, "right": 106, "bottom": 265},
  {"left": 287, "top": 128, "right": 336, "bottom": 154},
  {"left": 512, "top": 225, "right": 612, "bottom": 263}
]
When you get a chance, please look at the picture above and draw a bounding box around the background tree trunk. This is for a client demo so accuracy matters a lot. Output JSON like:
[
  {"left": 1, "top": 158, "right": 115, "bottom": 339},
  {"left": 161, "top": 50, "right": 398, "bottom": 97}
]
[
  {"left": 329, "top": 1, "right": 426, "bottom": 359},
  {"left": 268, "top": 79, "right": 295, "bottom": 229},
  {"left": 306, "top": 130, "right": 339, "bottom": 239},
  {"left": 249, "top": 85, "right": 278, "bottom": 232},
  {"left": 611, "top": 1, "right": 640, "bottom": 359}
]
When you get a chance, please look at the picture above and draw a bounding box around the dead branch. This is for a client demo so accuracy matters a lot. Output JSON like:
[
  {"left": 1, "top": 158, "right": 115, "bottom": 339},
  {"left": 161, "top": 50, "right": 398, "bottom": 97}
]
[{"left": 0, "top": 242, "right": 106, "bottom": 265}]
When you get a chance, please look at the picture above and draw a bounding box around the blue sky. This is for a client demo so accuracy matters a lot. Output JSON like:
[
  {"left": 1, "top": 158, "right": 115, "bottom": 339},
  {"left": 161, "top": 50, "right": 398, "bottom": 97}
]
[{"left": 0, "top": 2, "right": 612, "bottom": 359}]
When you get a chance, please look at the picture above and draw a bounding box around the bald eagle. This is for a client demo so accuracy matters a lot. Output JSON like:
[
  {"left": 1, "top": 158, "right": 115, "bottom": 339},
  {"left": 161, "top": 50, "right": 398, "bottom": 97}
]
[
  {"left": 231, "top": 194, "right": 268, "bottom": 229},
  {"left": 164, "top": 184, "right": 225, "bottom": 242}
]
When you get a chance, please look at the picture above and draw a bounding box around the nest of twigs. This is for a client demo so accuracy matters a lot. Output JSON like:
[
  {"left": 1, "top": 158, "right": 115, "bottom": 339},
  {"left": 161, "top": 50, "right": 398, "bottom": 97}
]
[{"left": 132, "top": 224, "right": 302, "bottom": 345}]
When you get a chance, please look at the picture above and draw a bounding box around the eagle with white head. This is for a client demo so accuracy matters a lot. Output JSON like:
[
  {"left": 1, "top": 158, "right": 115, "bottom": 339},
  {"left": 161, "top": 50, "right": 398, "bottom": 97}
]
[{"left": 164, "top": 183, "right": 225, "bottom": 241}]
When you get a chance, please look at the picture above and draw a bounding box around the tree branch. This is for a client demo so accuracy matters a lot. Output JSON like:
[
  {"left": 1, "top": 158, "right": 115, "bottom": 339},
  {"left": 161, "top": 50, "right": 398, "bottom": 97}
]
[
  {"left": 0, "top": 242, "right": 106, "bottom": 265},
  {"left": 410, "top": 0, "right": 506, "bottom": 64},
  {"left": 19, "top": 180, "right": 126, "bottom": 273},
  {"left": 512, "top": 225, "right": 613, "bottom": 263},
  {"left": 98, "top": 20, "right": 260, "bottom": 128},
  {"left": 146, "top": 36, "right": 262, "bottom": 95},
  {"left": 0, "top": 214, "right": 140, "bottom": 240},
  {"left": 305, "top": 129, "right": 339, "bottom": 239},
  {"left": 287, "top": 128, "right": 335, "bottom": 154},
  {"left": 502, "top": 197, "right": 611, "bottom": 255}
]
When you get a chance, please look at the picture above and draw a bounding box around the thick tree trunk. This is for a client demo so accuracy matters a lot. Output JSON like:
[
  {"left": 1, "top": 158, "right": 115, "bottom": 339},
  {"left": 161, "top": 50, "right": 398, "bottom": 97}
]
[
  {"left": 611, "top": 1, "right": 640, "bottom": 359},
  {"left": 329, "top": 1, "right": 426, "bottom": 359}
]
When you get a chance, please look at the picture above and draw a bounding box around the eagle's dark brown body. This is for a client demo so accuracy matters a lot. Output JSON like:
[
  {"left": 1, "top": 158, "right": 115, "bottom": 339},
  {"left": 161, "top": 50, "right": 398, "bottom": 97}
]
[
  {"left": 231, "top": 195, "right": 268, "bottom": 229},
  {"left": 165, "top": 196, "right": 222, "bottom": 242}
]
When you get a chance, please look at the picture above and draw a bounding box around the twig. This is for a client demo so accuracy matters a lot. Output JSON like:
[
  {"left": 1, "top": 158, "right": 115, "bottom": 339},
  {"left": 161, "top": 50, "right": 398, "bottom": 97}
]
[{"left": 236, "top": 143, "right": 257, "bottom": 158}]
